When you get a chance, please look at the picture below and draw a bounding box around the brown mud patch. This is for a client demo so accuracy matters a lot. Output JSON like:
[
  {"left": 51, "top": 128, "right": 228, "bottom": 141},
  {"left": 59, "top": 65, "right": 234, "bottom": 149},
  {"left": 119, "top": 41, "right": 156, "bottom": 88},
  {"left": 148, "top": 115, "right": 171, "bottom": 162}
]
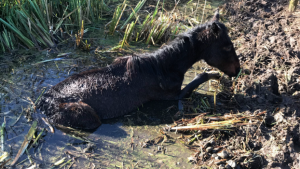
[{"left": 168, "top": 0, "right": 300, "bottom": 168}]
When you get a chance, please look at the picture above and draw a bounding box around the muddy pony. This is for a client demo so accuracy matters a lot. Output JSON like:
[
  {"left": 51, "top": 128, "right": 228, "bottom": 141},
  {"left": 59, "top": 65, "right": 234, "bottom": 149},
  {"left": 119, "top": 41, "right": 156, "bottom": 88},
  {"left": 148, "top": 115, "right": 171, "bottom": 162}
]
[{"left": 37, "top": 11, "right": 240, "bottom": 130}]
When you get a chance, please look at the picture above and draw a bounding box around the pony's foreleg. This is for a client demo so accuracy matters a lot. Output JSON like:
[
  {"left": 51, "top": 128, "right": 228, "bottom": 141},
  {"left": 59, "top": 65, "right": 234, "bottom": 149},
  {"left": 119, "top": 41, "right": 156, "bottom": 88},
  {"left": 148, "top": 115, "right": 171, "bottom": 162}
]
[{"left": 178, "top": 72, "right": 220, "bottom": 110}]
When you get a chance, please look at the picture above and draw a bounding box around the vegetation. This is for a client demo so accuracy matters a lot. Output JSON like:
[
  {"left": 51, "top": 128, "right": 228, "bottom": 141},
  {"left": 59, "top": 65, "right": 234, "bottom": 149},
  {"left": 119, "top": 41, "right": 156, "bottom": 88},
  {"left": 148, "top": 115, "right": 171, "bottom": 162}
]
[
  {"left": 107, "top": 0, "right": 191, "bottom": 48},
  {"left": 289, "top": 0, "right": 298, "bottom": 12},
  {"left": 0, "top": 0, "right": 206, "bottom": 53},
  {"left": 0, "top": 0, "right": 110, "bottom": 53}
]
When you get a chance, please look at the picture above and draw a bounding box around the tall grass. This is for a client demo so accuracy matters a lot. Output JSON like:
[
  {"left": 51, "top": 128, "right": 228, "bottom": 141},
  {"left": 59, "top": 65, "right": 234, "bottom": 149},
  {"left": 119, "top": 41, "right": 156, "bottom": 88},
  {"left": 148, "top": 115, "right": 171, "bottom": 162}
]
[
  {"left": 0, "top": 0, "right": 214, "bottom": 53},
  {"left": 108, "top": 0, "right": 127, "bottom": 35},
  {"left": 107, "top": 0, "right": 189, "bottom": 48},
  {"left": 0, "top": 27, "right": 15, "bottom": 52},
  {"left": 0, "top": 0, "right": 111, "bottom": 53}
]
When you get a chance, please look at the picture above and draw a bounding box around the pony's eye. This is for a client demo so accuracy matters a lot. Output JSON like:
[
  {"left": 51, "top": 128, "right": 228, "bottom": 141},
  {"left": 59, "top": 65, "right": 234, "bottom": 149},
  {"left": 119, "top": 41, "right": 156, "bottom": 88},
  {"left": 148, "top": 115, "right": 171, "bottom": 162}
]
[{"left": 223, "top": 45, "right": 232, "bottom": 51}]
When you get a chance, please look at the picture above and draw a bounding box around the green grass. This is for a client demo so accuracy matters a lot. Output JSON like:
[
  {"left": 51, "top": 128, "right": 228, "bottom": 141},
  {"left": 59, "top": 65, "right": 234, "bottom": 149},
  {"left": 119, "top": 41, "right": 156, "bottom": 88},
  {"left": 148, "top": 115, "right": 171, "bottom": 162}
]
[
  {"left": 112, "top": 0, "right": 222, "bottom": 49},
  {"left": 109, "top": 0, "right": 127, "bottom": 35},
  {"left": 0, "top": 0, "right": 213, "bottom": 53},
  {"left": 106, "top": 0, "right": 195, "bottom": 48},
  {"left": 0, "top": 0, "right": 112, "bottom": 53}
]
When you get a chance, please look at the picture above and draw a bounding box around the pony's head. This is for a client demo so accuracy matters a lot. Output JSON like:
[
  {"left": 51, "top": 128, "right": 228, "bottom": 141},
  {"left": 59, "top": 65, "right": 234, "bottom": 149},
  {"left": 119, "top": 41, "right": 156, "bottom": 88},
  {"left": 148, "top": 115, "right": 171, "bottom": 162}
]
[{"left": 196, "top": 10, "right": 240, "bottom": 77}]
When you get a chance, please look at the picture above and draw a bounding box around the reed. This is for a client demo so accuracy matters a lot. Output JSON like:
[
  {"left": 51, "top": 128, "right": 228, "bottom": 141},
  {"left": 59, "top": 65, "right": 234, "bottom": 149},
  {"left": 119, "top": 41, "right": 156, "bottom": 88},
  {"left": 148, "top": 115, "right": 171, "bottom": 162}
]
[
  {"left": 108, "top": 0, "right": 194, "bottom": 48},
  {"left": 120, "top": 0, "right": 146, "bottom": 30},
  {"left": 109, "top": 0, "right": 127, "bottom": 35},
  {"left": 0, "top": 0, "right": 111, "bottom": 53},
  {"left": 1, "top": 0, "right": 212, "bottom": 53}
]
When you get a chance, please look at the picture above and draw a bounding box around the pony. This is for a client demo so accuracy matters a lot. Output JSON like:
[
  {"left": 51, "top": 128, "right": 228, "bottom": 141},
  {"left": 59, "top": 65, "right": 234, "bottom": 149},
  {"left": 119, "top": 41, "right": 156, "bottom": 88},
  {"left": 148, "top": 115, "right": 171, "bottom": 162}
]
[{"left": 37, "top": 10, "right": 240, "bottom": 129}]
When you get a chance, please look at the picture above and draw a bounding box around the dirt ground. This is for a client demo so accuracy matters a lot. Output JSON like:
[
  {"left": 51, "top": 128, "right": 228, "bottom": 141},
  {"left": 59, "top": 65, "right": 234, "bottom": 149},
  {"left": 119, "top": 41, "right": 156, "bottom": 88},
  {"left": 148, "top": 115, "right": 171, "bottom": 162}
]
[{"left": 174, "top": 0, "right": 300, "bottom": 168}]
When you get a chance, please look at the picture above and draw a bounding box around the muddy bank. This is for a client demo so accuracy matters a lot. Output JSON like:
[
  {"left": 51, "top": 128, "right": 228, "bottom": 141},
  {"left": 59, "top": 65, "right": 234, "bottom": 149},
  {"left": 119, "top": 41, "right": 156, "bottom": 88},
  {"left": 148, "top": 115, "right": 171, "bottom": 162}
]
[{"left": 173, "top": 0, "right": 300, "bottom": 168}]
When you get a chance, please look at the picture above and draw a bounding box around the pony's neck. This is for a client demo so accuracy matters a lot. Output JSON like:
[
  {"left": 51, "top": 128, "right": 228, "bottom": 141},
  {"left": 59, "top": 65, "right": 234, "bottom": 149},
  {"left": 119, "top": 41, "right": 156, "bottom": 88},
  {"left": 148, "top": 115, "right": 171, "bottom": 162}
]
[{"left": 155, "top": 36, "right": 202, "bottom": 76}]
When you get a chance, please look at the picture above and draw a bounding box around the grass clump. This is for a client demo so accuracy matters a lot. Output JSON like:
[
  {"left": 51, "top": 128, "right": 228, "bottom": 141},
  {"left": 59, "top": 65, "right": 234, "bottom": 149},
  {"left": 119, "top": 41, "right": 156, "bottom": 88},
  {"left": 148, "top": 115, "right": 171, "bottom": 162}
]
[
  {"left": 106, "top": 0, "right": 195, "bottom": 48},
  {"left": 0, "top": 0, "right": 112, "bottom": 53}
]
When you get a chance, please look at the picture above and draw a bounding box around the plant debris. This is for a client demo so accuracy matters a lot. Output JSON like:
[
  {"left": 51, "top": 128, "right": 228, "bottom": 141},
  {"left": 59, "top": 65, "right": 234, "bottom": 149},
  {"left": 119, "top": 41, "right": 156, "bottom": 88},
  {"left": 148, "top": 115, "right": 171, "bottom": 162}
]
[{"left": 164, "top": 112, "right": 264, "bottom": 131}]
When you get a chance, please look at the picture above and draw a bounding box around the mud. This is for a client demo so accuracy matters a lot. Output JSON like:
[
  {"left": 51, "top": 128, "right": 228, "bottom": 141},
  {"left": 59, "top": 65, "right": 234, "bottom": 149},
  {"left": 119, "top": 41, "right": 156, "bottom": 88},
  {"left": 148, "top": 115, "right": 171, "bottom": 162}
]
[{"left": 175, "top": 0, "right": 300, "bottom": 168}]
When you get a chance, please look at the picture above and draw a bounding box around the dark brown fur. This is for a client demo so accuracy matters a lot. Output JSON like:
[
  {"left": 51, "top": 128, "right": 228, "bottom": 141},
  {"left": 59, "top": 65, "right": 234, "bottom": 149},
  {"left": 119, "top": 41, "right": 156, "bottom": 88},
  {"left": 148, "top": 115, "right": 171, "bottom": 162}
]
[{"left": 37, "top": 11, "right": 240, "bottom": 129}]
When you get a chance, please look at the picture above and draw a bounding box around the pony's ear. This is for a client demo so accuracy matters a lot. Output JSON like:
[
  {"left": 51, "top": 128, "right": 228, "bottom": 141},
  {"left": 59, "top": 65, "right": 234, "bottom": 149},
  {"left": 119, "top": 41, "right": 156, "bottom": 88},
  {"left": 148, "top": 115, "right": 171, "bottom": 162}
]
[
  {"left": 211, "top": 22, "right": 220, "bottom": 35},
  {"left": 211, "top": 9, "right": 219, "bottom": 22}
]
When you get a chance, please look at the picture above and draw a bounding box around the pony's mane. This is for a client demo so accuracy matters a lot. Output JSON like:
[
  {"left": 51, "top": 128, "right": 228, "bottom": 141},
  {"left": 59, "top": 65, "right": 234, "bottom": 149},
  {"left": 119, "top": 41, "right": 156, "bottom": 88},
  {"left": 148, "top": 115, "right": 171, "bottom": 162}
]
[{"left": 113, "top": 21, "right": 226, "bottom": 78}]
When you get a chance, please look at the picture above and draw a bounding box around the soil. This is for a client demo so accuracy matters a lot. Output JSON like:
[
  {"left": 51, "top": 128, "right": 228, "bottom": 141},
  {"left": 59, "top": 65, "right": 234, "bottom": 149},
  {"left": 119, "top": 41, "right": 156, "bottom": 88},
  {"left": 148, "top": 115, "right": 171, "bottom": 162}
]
[{"left": 175, "top": 0, "right": 300, "bottom": 168}]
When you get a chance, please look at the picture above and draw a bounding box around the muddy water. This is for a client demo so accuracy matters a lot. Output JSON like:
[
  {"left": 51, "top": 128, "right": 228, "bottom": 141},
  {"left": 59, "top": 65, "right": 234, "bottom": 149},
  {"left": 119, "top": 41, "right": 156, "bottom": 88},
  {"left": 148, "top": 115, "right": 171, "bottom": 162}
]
[
  {"left": 0, "top": 54, "right": 210, "bottom": 169},
  {"left": 0, "top": 42, "right": 211, "bottom": 168},
  {"left": 0, "top": 52, "right": 203, "bottom": 168},
  {"left": 0, "top": 0, "right": 223, "bottom": 168}
]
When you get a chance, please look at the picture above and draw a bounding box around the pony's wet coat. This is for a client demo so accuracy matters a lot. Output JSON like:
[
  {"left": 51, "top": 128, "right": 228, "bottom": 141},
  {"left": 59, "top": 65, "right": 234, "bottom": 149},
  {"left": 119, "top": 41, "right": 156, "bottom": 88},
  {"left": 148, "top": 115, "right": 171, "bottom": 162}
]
[{"left": 37, "top": 11, "right": 240, "bottom": 129}]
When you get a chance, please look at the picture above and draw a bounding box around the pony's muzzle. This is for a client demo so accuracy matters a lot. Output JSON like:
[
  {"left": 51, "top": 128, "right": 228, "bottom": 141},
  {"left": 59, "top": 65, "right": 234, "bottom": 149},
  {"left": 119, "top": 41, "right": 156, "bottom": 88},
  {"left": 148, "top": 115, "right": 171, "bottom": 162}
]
[{"left": 226, "top": 63, "right": 240, "bottom": 78}]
